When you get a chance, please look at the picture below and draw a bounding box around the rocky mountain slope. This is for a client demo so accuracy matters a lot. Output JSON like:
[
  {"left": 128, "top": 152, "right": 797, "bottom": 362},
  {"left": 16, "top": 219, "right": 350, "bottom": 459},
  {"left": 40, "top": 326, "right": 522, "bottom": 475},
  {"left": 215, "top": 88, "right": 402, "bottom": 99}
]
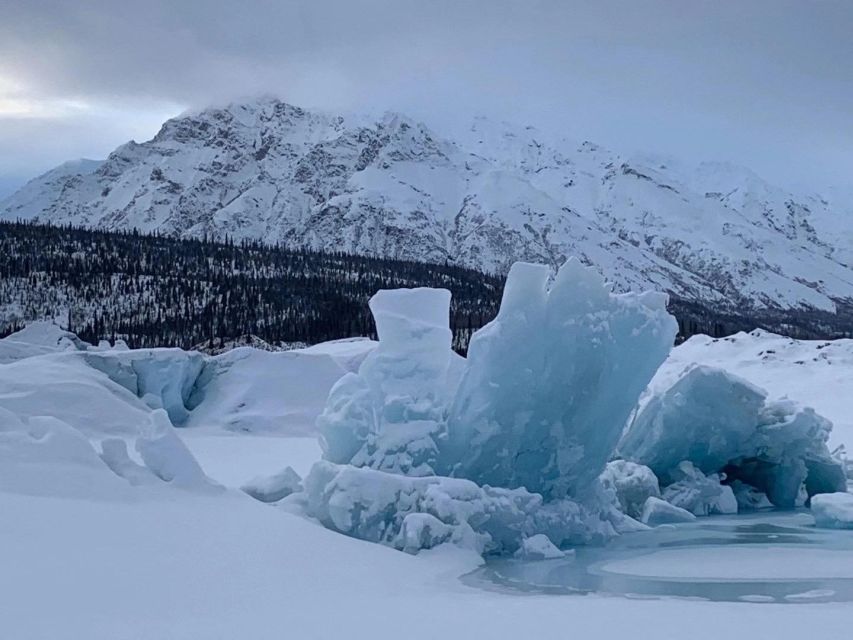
[{"left": 3, "top": 98, "right": 852, "bottom": 315}]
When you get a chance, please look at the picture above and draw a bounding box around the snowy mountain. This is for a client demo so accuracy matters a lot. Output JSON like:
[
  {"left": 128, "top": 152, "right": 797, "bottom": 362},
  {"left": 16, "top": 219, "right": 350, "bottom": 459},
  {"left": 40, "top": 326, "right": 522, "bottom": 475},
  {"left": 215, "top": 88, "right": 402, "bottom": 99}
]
[{"left": 3, "top": 97, "right": 852, "bottom": 314}]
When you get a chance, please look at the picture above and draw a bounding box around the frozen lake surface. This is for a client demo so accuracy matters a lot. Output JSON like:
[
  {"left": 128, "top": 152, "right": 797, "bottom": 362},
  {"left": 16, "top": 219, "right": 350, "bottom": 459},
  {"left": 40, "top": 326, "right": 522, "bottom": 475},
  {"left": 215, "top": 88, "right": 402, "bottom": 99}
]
[{"left": 468, "top": 511, "right": 853, "bottom": 603}]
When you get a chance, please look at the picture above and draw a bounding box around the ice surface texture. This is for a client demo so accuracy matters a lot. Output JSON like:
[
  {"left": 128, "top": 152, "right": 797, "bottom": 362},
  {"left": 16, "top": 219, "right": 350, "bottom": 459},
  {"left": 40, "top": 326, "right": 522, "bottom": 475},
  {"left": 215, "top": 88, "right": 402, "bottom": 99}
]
[
  {"left": 303, "top": 461, "right": 621, "bottom": 556},
  {"left": 600, "top": 460, "right": 661, "bottom": 519},
  {"left": 319, "top": 288, "right": 456, "bottom": 476},
  {"left": 621, "top": 365, "right": 845, "bottom": 507},
  {"left": 310, "top": 258, "right": 677, "bottom": 554},
  {"left": 445, "top": 259, "right": 677, "bottom": 499},
  {"left": 319, "top": 259, "right": 676, "bottom": 501}
]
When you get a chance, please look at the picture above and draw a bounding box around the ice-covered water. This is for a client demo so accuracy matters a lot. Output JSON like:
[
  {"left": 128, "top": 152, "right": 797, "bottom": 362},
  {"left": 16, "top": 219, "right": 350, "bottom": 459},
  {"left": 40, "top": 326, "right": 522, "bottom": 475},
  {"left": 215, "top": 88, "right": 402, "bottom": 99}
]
[{"left": 467, "top": 511, "right": 853, "bottom": 603}]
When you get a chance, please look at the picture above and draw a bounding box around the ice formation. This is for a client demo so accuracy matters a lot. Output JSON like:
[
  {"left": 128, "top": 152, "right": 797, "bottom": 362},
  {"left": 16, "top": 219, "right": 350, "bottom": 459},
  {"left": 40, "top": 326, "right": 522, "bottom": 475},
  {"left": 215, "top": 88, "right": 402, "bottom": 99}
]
[
  {"left": 640, "top": 497, "right": 696, "bottom": 526},
  {"left": 513, "top": 534, "right": 566, "bottom": 560},
  {"left": 303, "top": 461, "right": 621, "bottom": 556},
  {"left": 318, "top": 288, "right": 457, "bottom": 476},
  {"left": 135, "top": 409, "right": 219, "bottom": 491},
  {"left": 599, "top": 460, "right": 661, "bottom": 519},
  {"left": 659, "top": 461, "right": 737, "bottom": 516},
  {"left": 306, "top": 258, "right": 681, "bottom": 555},
  {"left": 100, "top": 438, "right": 158, "bottom": 486},
  {"left": 810, "top": 492, "right": 853, "bottom": 529},
  {"left": 621, "top": 365, "right": 846, "bottom": 508},
  {"left": 85, "top": 349, "right": 205, "bottom": 425},
  {"left": 242, "top": 466, "right": 303, "bottom": 503},
  {"left": 445, "top": 259, "right": 677, "bottom": 499}
]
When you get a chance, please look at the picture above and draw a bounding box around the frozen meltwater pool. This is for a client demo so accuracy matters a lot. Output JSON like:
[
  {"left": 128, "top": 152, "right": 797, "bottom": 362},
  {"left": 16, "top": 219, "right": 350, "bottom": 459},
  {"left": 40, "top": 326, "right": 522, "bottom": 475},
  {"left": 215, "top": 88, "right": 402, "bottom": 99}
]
[{"left": 466, "top": 511, "right": 853, "bottom": 603}]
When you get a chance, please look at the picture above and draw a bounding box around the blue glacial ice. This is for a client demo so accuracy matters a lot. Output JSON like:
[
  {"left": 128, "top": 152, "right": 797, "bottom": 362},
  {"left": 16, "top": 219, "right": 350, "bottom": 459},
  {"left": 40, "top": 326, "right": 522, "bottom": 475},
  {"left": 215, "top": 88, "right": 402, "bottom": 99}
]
[
  {"left": 318, "top": 288, "right": 460, "bottom": 476},
  {"left": 444, "top": 259, "right": 677, "bottom": 499},
  {"left": 306, "top": 258, "right": 846, "bottom": 556},
  {"left": 620, "top": 365, "right": 846, "bottom": 507}
]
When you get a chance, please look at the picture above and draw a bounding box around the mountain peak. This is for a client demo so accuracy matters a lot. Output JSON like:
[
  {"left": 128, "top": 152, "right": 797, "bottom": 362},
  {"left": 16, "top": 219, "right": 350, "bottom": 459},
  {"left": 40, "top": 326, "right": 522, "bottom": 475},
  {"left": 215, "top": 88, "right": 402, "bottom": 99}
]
[{"left": 1, "top": 99, "right": 851, "bottom": 313}]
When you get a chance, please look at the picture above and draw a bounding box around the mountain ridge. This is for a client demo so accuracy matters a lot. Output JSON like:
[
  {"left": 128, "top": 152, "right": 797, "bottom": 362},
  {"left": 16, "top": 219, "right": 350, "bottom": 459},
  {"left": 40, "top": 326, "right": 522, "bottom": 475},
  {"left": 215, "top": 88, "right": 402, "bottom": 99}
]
[{"left": 3, "top": 97, "right": 852, "bottom": 316}]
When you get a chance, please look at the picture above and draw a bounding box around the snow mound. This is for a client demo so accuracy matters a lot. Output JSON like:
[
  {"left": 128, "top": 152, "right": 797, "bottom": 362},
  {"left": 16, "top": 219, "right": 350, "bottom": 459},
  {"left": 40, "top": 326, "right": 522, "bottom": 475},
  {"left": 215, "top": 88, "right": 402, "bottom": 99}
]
[
  {"left": 621, "top": 365, "right": 845, "bottom": 507},
  {"left": 0, "top": 321, "right": 88, "bottom": 364},
  {"left": 0, "top": 352, "right": 153, "bottom": 437},
  {"left": 810, "top": 492, "right": 853, "bottom": 529},
  {"left": 600, "top": 460, "right": 660, "bottom": 519},
  {"left": 241, "top": 466, "right": 303, "bottom": 503},
  {"left": 187, "top": 347, "right": 354, "bottom": 434},
  {"left": 0, "top": 407, "right": 130, "bottom": 499},
  {"left": 445, "top": 258, "right": 677, "bottom": 499}
]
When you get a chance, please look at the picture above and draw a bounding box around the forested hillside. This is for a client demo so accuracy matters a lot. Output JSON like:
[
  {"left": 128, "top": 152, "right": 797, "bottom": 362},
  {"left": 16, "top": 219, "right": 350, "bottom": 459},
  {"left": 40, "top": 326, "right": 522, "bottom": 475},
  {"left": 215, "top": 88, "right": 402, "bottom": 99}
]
[{"left": 1, "top": 221, "right": 851, "bottom": 352}]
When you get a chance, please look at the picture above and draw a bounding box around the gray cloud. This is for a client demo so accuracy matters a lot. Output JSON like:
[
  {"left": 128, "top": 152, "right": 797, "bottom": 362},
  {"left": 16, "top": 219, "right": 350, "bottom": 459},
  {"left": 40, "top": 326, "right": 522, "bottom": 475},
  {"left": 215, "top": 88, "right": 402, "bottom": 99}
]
[{"left": 1, "top": 0, "right": 852, "bottom": 194}]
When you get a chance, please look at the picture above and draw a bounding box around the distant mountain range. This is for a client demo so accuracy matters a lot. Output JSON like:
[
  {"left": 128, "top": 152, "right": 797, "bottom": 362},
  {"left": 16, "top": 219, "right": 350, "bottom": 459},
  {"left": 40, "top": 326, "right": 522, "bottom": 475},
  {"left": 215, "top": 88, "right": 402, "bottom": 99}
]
[{"left": 3, "top": 97, "right": 852, "bottom": 317}]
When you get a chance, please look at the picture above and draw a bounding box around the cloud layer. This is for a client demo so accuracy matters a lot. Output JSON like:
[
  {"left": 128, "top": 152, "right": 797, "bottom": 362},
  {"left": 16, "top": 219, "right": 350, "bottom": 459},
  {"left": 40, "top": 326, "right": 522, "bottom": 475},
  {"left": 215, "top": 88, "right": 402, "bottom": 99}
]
[{"left": 1, "top": 0, "right": 852, "bottom": 196}]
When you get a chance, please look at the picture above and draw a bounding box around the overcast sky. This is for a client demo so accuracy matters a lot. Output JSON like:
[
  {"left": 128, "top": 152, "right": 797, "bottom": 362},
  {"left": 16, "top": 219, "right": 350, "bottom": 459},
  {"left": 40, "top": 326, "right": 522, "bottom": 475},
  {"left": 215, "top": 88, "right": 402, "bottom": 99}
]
[{"left": 1, "top": 0, "right": 851, "bottom": 198}]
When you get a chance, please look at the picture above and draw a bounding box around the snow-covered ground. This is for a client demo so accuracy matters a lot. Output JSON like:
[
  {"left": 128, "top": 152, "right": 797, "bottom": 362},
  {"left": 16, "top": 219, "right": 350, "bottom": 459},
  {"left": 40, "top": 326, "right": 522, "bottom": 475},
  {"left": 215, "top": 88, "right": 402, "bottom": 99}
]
[{"left": 2, "top": 314, "right": 853, "bottom": 638}]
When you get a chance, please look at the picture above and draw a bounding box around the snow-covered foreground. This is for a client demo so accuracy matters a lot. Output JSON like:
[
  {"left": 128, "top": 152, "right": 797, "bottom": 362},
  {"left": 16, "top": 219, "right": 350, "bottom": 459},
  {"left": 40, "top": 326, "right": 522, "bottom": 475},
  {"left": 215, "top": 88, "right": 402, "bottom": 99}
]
[
  {"left": 2, "top": 262, "right": 853, "bottom": 638},
  {"left": 1, "top": 451, "right": 851, "bottom": 640}
]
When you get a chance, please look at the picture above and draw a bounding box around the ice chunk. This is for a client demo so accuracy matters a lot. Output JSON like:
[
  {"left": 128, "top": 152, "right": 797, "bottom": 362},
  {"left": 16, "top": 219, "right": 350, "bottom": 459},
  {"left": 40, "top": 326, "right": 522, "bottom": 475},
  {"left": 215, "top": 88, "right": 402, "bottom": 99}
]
[
  {"left": 445, "top": 259, "right": 677, "bottom": 499},
  {"left": 398, "top": 513, "right": 456, "bottom": 554},
  {"left": 660, "top": 461, "right": 737, "bottom": 516},
  {"left": 135, "top": 410, "right": 219, "bottom": 491},
  {"left": 241, "top": 466, "right": 303, "bottom": 503},
  {"left": 730, "top": 480, "right": 774, "bottom": 511},
  {"left": 811, "top": 492, "right": 853, "bottom": 529},
  {"left": 622, "top": 365, "right": 846, "bottom": 507},
  {"left": 513, "top": 534, "right": 565, "bottom": 560},
  {"left": 303, "top": 461, "right": 620, "bottom": 555},
  {"left": 599, "top": 460, "right": 660, "bottom": 519},
  {"left": 640, "top": 496, "right": 696, "bottom": 526},
  {"left": 318, "top": 288, "right": 455, "bottom": 476}
]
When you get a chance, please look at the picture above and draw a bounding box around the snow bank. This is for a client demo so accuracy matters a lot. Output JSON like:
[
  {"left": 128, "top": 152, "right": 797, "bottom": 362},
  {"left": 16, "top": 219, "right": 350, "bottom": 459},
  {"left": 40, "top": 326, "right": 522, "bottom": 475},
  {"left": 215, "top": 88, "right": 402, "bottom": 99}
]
[
  {"left": 187, "top": 347, "right": 355, "bottom": 434},
  {"left": 0, "top": 407, "right": 130, "bottom": 499},
  {"left": 0, "top": 352, "right": 153, "bottom": 437},
  {"left": 622, "top": 365, "right": 845, "bottom": 507},
  {"left": 0, "top": 321, "right": 88, "bottom": 364},
  {"left": 811, "top": 492, "right": 853, "bottom": 529},
  {"left": 445, "top": 259, "right": 677, "bottom": 499}
]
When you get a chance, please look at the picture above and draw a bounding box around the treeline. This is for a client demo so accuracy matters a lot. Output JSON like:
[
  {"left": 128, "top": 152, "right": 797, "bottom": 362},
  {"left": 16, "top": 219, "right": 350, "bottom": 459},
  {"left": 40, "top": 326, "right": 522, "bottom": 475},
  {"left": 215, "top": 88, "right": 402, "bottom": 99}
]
[
  {"left": 1, "top": 220, "right": 851, "bottom": 352},
  {"left": 0, "top": 221, "right": 502, "bottom": 352}
]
